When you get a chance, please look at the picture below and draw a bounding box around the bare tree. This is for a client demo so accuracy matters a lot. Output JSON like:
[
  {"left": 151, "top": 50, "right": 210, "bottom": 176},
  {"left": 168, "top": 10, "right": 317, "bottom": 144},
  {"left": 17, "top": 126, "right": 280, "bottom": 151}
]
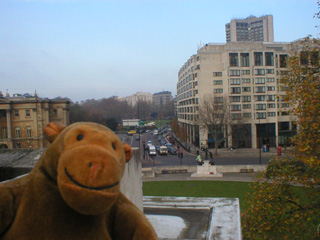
[
  {"left": 160, "top": 100, "right": 174, "bottom": 119},
  {"left": 179, "top": 125, "right": 187, "bottom": 145},
  {"left": 171, "top": 117, "right": 180, "bottom": 135},
  {"left": 135, "top": 100, "right": 152, "bottom": 120},
  {"left": 69, "top": 97, "right": 134, "bottom": 125},
  {"left": 197, "top": 94, "right": 236, "bottom": 155}
]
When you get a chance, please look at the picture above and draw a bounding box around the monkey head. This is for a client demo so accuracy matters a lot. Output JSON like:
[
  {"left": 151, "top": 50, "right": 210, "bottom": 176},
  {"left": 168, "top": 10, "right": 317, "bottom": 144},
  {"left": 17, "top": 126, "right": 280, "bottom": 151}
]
[{"left": 43, "top": 122, "right": 132, "bottom": 215}]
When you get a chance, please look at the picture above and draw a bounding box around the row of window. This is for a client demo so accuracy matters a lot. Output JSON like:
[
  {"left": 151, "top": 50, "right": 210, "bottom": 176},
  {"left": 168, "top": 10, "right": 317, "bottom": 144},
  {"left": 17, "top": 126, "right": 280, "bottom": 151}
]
[
  {"left": 214, "top": 77, "right": 276, "bottom": 85},
  {"left": 230, "top": 103, "right": 289, "bottom": 111},
  {"left": 177, "top": 72, "right": 199, "bottom": 96},
  {"left": 214, "top": 96, "right": 288, "bottom": 103},
  {"left": 1, "top": 126, "right": 32, "bottom": 139},
  {"left": 178, "top": 111, "right": 289, "bottom": 121},
  {"left": 179, "top": 57, "right": 196, "bottom": 74},
  {"left": 230, "top": 69, "right": 275, "bottom": 76},
  {"left": 300, "top": 51, "right": 319, "bottom": 65},
  {"left": 229, "top": 52, "right": 288, "bottom": 67},
  {"left": 13, "top": 109, "right": 31, "bottom": 118},
  {"left": 178, "top": 98, "right": 199, "bottom": 107},
  {"left": 229, "top": 86, "right": 276, "bottom": 94},
  {"left": 177, "top": 81, "right": 196, "bottom": 95},
  {"left": 177, "top": 106, "right": 199, "bottom": 113},
  {"left": 12, "top": 109, "right": 58, "bottom": 118},
  {"left": 179, "top": 56, "right": 201, "bottom": 78},
  {"left": 230, "top": 77, "right": 276, "bottom": 85},
  {"left": 177, "top": 90, "right": 195, "bottom": 100},
  {"left": 214, "top": 86, "right": 276, "bottom": 94},
  {"left": 232, "top": 111, "right": 289, "bottom": 120}
]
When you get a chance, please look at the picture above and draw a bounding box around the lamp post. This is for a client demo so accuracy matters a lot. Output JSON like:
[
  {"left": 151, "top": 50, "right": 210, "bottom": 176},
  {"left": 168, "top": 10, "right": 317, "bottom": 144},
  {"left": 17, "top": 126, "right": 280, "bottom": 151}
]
[
  {"left": 258, "top": 117, "right": 262, "bottom": 165},
  {"left": 138, "top": 102, "right": 140, "bottom": 148}
]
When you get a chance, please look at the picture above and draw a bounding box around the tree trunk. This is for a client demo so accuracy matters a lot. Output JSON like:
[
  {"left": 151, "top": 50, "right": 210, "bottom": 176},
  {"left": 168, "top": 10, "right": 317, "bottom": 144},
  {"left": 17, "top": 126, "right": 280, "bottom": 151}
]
[{"left": 214, "top": 141, "right": 218, "bottom": 156}]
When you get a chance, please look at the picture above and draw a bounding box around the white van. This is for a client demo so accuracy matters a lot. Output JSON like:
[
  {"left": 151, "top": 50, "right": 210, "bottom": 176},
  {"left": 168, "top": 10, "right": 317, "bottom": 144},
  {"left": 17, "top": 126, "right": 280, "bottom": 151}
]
[
  {"left": 159, "top": 146, "right": 168, "bottom": 155},
  {"left": 149, "top": 145, "right": 157, "bottom": 156}
]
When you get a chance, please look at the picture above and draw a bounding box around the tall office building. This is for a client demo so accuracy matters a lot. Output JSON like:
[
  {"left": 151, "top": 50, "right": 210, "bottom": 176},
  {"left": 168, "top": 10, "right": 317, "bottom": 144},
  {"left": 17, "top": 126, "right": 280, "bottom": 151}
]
[
  {"left": 123, "top": 92, "right": 152, "bottom": 106},
  {"left": 177, "top": 40, "right": 300, "bottom": 149},
  {"left": 152, "top": 91, "right": 173, "bottom": 109},
  {"left": 225, "top": 15, "right": 274, "bottom": 42}
]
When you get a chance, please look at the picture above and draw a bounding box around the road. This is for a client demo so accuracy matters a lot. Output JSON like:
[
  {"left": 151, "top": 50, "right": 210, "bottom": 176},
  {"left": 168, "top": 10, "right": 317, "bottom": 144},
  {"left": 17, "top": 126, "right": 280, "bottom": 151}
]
[{"left": 118, "top": 132, "right": 271, "bottom": 167}]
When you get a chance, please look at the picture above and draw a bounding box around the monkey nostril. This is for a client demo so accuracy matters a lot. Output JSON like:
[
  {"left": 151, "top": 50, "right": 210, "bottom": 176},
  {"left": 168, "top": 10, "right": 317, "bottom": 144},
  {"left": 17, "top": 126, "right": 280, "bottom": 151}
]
[{"left": 88, "top": 162, "right": 93, "bottom": 168}]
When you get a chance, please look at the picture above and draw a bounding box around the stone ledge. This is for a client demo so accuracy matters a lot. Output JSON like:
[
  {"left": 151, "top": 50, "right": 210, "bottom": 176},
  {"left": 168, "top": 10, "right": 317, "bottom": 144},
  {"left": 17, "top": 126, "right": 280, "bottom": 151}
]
[{"left": 144, "top": 196, "right": 242, "bottom": 240}]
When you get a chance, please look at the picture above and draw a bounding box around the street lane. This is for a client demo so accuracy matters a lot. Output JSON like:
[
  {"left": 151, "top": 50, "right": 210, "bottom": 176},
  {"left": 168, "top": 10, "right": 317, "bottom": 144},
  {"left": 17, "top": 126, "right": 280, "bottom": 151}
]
[{"left": 118, "top": 132, "right": 272, "bottom": 167}]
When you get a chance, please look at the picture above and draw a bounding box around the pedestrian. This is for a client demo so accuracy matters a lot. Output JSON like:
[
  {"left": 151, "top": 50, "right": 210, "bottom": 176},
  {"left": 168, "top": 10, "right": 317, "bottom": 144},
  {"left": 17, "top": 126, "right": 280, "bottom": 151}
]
[{"left": 196, "top": 155, "right": 202, "bottom": 165}]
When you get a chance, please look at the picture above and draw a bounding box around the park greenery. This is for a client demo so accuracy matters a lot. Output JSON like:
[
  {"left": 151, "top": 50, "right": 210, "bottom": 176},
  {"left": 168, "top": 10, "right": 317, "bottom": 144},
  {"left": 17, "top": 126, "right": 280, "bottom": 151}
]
[
  {"left": 69, "top": 97, "right": 174, "bottom": 130},
  {"left": 242, "top": 37, "right": 320, "bottom": 240},
  {"left": 143, "top": 181, "right": 253, "bottom": 210}
]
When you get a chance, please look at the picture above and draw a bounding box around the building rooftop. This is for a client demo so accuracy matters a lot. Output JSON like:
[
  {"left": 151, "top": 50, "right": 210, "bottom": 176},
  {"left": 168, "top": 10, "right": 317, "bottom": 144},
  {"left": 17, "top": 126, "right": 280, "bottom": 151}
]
[
  {"left": 153, "top": 91, "right": 172, "bottom": 95},
  {"left": 0, "top": 91, "right": 70, "bottom": 103}
]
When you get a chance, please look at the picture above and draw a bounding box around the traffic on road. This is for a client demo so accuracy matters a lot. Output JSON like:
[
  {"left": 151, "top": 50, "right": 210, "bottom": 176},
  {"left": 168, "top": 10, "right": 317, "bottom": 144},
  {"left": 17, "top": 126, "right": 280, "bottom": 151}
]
[{"left": 117, "top": 127, "right": 272, "bottom": 168}]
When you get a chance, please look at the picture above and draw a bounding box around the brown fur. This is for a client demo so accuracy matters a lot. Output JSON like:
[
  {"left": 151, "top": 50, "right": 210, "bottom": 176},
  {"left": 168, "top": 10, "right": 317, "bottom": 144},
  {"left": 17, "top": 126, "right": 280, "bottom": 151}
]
[{"left": 0, "top": 122, "right": 158, "bottom": 239}]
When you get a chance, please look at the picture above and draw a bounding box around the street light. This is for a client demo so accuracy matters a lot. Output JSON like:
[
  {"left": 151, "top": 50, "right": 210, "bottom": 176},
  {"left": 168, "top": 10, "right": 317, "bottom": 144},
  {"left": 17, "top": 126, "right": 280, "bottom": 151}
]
[
  {"left": 138, "top": 102, "right": 140, "bottom": 148},
  {"left": 258, "top": 116, "right": 262, "bottom": 165}
]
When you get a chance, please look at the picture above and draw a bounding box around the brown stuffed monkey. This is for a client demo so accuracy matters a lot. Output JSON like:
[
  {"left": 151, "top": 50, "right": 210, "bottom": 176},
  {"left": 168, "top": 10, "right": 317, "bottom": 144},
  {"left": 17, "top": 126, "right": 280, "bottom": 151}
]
[{"left": 0, "top": 122, "right": 158, "bottom": 239}]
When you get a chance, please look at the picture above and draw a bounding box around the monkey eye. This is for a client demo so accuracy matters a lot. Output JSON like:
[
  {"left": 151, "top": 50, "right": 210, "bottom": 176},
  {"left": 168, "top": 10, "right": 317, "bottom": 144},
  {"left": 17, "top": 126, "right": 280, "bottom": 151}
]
[
  {"left": 77, "top": 134, "right": 84, "bottom": 141},
  {"left": 112, "top": 143, "right": 116, "bottom": 150}
]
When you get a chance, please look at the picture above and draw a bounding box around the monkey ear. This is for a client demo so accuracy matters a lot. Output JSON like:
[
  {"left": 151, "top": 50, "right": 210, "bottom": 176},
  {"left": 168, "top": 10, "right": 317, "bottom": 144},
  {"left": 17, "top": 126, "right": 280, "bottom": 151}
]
[
  {"left": 123, "top": 143, "right": 133, "bottom": 162},
  {"left": 44, "top": 122, "right": 66, "bottom": 143}
]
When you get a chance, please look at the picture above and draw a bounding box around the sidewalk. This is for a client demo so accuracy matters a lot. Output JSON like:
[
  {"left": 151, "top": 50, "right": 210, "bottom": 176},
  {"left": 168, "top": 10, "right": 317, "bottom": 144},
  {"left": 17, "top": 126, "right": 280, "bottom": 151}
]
[
  {"left": 179, "top": 143, "right": 290, "bottom": 158},
  {"left": 171, "top": 133, "right": 291, "bottom": 157}
]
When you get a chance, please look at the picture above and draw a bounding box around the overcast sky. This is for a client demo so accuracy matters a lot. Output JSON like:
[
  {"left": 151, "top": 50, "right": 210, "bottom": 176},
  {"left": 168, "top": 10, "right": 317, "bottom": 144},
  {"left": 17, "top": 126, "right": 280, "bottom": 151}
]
[{"left": 1, "top": 0, "right": 318, "bottom": 102}]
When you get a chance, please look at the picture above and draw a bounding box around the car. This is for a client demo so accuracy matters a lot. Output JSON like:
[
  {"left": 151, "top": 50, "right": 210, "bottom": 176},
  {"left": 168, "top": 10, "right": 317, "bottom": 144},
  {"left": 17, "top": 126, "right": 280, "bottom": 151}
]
[
  {"left": 147, "top": 140, "right": 153, "bottom": 148},
  {"left": 159, "top": 146, "right": 168, "bottom": 155},
  {"left": 138, "top": 129, "right": 145, "bottom": 134},
  {"left": 127, "top": 130, "right": 136, "bottom": 136},
  {"left": 160, "top": 140, "right": 167, "bottom": 146},
  {"left": 165, "top": 143, "right": 173, "bottom": 148},
  {"left": 167, "top": 136, "right": 175, "bottom": 144},
  {"left": 149, "top": 145, "right": 157, "bottom": 156},
  {"left": 167, "top": 146, "right": 177, "bottom": 155},
  {"left": 135, "top": 135, "right": 140, "bottom": 140},
  {"left": 155, "top": 145, "right": 160, "bottom": 153}
]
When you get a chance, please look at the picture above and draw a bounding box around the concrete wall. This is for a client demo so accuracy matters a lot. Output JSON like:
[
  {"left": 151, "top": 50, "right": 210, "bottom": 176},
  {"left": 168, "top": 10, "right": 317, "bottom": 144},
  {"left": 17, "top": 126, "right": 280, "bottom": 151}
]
[
  {"left": 216, "top": 164, "right": 267, "bottom": 173},
  {"left": 120, "top": 148, "right": 143, "bottom": 211},
  {"left": 143, "top": 164, "right": 267, "bottom": 176}
]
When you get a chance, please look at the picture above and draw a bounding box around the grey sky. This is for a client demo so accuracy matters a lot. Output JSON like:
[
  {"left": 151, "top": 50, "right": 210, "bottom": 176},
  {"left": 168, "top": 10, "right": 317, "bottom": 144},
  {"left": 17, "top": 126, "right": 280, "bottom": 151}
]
[{"left": 1, "top": 0, "right": 318, "bottom": 102}]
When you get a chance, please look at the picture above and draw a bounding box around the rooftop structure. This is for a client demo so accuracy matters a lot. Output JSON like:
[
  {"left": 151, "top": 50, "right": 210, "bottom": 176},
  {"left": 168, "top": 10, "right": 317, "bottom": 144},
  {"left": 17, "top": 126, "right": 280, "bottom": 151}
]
[{"left": 225, "top": 15, "right": 274, "bottom": 42}]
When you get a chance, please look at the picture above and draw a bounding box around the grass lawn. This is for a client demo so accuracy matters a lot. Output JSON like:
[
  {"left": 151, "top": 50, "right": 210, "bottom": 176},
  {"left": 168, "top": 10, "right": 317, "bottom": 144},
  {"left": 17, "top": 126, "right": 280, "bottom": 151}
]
[{"left": 143, "top": 181, "right": 253, "bottom": 210}]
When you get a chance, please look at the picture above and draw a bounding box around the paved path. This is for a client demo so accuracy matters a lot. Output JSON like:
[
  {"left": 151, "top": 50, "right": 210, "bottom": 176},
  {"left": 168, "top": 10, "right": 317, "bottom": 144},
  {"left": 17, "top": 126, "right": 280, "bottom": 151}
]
[{"left": 143, "top": 172, "right": 258, "bottom": 182}]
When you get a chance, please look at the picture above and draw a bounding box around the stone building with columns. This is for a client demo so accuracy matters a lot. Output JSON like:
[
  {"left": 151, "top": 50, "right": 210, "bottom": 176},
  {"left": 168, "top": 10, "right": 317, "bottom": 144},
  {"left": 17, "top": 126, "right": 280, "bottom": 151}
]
[{"left": 0, "top": 92, "right": 70, "bottom": 149}]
